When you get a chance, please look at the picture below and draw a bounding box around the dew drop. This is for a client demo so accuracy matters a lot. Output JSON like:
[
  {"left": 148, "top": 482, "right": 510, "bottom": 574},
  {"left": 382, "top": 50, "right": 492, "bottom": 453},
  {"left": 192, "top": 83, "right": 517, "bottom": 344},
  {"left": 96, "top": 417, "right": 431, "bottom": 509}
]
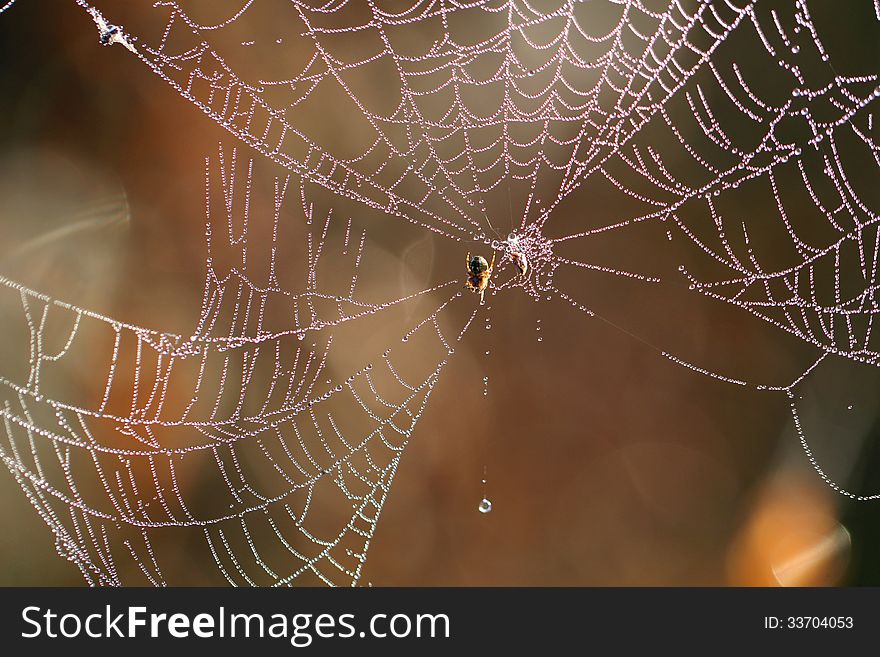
[{"left": 478, "top": 498, "right": 493, "bottom": 513}]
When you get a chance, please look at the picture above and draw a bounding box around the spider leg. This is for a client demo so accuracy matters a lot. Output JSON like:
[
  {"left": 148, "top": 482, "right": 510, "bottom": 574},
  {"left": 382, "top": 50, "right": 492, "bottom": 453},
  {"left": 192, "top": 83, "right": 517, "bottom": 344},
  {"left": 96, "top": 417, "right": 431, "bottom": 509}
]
[
  {"left": 479, "top": 288, "right": 485, "bottom": 305},
  {"left": 466, "top": 252, "right": 471, "bottom": 273},
  {"left": 489, "top": 251, "right": 496, "bottom": 271}
]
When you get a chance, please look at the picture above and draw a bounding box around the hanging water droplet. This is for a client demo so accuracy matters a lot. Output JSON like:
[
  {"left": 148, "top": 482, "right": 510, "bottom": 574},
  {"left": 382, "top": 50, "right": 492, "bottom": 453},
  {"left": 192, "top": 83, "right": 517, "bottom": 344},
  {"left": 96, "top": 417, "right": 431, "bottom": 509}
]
[{"left": 478, "top": 498, "right": 492, "bottom": 513}]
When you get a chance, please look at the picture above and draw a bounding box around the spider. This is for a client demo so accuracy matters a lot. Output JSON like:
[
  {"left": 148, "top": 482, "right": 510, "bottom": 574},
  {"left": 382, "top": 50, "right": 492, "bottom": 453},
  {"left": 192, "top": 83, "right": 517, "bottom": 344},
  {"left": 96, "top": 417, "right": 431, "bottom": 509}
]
[{"left": 465, "top": 252, "right": 495, "bottom": 304}]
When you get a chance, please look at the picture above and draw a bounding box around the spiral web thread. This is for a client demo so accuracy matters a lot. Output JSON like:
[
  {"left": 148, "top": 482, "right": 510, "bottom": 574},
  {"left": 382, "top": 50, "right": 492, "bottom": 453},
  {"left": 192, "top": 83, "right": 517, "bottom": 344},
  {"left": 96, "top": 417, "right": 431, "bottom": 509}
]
[
  {"left": 0, "top": 141, "right": 473, "bottom": 586},
  {"left": 0, "top": 0, "right": 879, "bottom": 584}
]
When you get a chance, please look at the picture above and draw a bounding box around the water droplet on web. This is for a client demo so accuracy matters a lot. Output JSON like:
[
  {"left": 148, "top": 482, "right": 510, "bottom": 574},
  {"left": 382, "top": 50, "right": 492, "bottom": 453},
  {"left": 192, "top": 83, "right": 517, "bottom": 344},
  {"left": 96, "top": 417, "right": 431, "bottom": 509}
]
[{"left": 478, "top": 498, "right": 492, "bottom": 513}]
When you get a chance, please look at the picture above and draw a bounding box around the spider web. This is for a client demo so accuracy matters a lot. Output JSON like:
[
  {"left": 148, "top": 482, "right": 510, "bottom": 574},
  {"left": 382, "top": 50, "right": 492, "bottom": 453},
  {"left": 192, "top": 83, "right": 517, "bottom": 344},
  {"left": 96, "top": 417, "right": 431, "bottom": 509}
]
[{"left": 0, "top": 0, "right": 879, "bottom": 585}]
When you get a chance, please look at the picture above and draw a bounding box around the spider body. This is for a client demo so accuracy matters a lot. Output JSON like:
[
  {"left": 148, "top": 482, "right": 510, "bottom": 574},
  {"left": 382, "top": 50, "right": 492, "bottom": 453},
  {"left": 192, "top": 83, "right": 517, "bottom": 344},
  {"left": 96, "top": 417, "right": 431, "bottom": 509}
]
[{"left": 465, "top": 252, "right": 495, "bottom": 304}]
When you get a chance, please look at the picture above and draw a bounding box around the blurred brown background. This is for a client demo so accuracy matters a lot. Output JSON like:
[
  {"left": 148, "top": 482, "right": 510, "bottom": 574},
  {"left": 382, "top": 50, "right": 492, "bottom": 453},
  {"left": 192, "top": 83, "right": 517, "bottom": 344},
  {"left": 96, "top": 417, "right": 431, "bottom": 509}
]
[{"left": 1, "top": 0, "right": 879, "bottom": 586}]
